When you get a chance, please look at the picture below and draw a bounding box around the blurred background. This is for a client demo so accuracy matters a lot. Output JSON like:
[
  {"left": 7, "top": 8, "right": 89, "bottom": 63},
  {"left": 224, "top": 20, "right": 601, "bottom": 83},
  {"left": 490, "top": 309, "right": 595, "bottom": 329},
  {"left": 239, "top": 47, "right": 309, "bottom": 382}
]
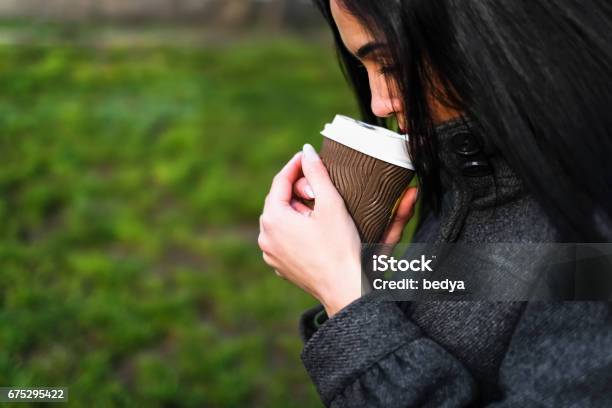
[{"left": 0, "top": 1, "right": 416, "bottom": 406}]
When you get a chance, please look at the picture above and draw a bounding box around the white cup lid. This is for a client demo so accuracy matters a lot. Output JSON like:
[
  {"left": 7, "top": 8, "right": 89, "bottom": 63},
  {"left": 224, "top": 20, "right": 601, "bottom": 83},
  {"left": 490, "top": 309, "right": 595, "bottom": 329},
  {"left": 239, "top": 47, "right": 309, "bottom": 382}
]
[{"left": 320, "top": 115, "right": 414, "bottom": 170}]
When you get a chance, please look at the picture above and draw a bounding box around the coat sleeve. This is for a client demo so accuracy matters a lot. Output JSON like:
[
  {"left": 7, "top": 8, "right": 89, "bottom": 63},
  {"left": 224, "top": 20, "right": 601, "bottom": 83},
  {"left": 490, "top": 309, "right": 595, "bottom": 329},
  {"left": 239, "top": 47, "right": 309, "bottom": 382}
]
[
  {"left": 299, "top": 294, "right": 478, "bottom": 407},
  {"left": 299, "top": 298, "right": 612, "bottom": 407},
  {"left": 488, "top": 302, "right": 612, "bottom": 407}
]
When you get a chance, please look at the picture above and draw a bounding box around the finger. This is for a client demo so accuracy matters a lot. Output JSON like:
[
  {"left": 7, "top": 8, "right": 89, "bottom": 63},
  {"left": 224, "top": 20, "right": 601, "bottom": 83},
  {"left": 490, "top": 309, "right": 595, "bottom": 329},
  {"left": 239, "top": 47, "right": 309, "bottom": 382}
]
[
  {"left": 274, "top": 270, "right": 286, "bottom": 280},
  {"left": 290, "top": 198, "right": 313, "bottom": 216},
  {"left": 267, "top": 152, "right": 304, "bottom": 207},
  {"left": 381, "top": 187, "right": 419, "bottom": 245},
  {"left": 301, "top": 144, "right": 338, "bottom": 199},
  {"left": 293, "top": 177, "right": 315, "bottom": 201},
  {"left": 263, "top": 193, "right": 270, "bottom": 208},
  {"left": 381, "top": 187, "right": 418, "bottom": 244},
  {"left": 394, "top": 187, "right": 419, "bottom": 222},
  {"left": 262, "top": 251, "right": 277, "bottom": 268},
  {"left": 383, "top": 188, "right": 418, "bottom": 241}
]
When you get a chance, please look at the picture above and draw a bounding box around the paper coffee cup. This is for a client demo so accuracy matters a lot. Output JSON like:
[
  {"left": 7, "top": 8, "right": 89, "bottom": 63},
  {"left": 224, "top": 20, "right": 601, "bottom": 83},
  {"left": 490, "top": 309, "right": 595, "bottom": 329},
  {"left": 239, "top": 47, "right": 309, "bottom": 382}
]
[
  {"left": 321, "top": 115, "right": 414, "bottom": 170},
  {"left": 319, "top": 115, "right": 415, "bottom": 243}
]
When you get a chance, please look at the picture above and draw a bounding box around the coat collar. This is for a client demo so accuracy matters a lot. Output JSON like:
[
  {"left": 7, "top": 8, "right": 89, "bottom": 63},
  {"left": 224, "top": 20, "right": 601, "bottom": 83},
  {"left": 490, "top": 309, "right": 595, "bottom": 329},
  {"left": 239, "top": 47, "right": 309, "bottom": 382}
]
[{"left": 433, "top": 117, "right": 527, "bottom": 242}]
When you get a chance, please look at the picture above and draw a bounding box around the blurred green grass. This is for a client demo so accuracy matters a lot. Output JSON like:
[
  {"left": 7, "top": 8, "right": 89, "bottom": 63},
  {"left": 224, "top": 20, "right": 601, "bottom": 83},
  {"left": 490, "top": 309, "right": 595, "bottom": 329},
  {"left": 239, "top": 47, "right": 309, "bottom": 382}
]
[{"left": 0, "top": 36, "right": 419, "bottom": 407}]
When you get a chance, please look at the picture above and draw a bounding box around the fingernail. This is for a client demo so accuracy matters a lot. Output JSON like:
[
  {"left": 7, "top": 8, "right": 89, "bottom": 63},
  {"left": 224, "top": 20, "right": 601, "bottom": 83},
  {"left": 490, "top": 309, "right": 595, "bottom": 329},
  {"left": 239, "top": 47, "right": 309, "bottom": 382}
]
[
  {"left": 305, "top": 185, "right": 315, "bottom": 199},
  {"left": 303, "top": 144, "right": 319, "bottom": 162}
]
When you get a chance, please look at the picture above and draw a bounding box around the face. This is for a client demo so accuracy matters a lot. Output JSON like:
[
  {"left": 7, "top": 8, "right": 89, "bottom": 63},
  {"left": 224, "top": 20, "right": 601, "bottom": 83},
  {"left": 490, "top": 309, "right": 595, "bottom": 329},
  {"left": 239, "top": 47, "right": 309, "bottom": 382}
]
[
  {"left": 331, "top": 0, "right": 406, "bottom": 131},
  {"left": 330, "top": 0, "right": 459, "bottom": 131}
]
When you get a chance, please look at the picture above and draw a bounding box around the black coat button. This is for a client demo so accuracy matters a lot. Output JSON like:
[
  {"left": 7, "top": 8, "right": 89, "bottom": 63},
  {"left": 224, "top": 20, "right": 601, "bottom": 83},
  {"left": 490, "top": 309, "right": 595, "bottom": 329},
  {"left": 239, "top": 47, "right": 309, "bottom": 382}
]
[
  {"left": 452, "top": 131, "right": 481, "bottom": 156},
  {"left": 461, "top": 160, "right": 492, "bottom": 177}
]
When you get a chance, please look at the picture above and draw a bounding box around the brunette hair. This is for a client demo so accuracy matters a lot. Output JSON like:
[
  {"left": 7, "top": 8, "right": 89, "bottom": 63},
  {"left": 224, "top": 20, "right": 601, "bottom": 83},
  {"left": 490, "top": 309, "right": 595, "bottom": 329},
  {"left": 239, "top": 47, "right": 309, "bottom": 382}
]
[{"left": 313, "top": 0, "right": 612, "bottom": 241}]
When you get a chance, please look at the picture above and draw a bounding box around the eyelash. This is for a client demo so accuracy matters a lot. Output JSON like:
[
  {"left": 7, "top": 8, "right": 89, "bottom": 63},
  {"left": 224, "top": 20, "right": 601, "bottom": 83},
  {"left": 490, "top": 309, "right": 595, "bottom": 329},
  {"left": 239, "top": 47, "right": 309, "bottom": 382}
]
[{"left": 356, "top": 61, "right": 398, "bottom": 76}]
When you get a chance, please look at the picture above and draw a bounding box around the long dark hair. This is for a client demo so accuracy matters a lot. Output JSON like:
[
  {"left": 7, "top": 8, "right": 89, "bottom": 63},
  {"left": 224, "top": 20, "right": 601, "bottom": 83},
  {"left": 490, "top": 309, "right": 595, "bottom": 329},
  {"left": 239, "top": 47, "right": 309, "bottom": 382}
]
[{"left": 313, "top": 0, "right": 612, "bottom": 242}]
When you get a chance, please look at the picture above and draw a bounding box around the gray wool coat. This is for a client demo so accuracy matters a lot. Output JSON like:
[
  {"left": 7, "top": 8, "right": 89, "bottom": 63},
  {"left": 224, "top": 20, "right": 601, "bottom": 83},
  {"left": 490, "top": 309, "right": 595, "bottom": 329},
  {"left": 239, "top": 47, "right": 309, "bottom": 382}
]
[{"left": 298, "top": 119, "right": 612, "bottom": 407}]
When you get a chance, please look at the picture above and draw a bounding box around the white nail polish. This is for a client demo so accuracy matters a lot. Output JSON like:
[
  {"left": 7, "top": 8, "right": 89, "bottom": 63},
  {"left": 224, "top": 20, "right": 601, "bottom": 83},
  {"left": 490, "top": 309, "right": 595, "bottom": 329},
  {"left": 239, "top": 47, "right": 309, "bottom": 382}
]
[
  {"left": 303, "top": 144, "right": 319, "bottom": 161},
  {"left": 305, "top": 185, "right": 315, "bottom": 199}
]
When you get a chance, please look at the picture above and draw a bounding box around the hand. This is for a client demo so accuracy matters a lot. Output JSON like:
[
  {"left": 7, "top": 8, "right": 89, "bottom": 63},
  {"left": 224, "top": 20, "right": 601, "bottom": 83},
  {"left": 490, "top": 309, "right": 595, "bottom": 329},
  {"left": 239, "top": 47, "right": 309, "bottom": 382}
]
[
  {"left": 258, "top": 145, "right": 362, "bottom": 317},
  {"left": 293, "top": 176, "right": 419, "bottom": 247}
]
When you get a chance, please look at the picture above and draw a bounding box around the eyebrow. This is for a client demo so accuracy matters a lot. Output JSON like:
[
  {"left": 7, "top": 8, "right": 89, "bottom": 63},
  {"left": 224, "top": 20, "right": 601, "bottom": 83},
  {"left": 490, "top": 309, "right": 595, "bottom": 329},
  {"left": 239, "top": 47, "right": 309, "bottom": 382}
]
[{"left": 355, "top": 42, "right": 386, "bottom": 60}]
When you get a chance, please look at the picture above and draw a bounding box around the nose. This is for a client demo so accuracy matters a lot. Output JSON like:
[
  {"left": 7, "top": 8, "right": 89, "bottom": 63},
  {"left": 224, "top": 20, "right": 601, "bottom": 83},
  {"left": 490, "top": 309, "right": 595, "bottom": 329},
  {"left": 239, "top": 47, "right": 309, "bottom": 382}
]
[
  {"left": 371, "top": 92, "right": 395, "bottom": 118},
  {"left": 370, "top": 78, "right": 400, "bottom": 119}
]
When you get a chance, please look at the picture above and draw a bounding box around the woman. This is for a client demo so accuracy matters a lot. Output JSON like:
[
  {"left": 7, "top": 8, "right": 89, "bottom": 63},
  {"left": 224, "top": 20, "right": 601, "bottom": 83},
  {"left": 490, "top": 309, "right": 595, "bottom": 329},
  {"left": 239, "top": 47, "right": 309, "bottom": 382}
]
[{"left": 257, "top": 0, "right": 612, "bottom": 406}]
